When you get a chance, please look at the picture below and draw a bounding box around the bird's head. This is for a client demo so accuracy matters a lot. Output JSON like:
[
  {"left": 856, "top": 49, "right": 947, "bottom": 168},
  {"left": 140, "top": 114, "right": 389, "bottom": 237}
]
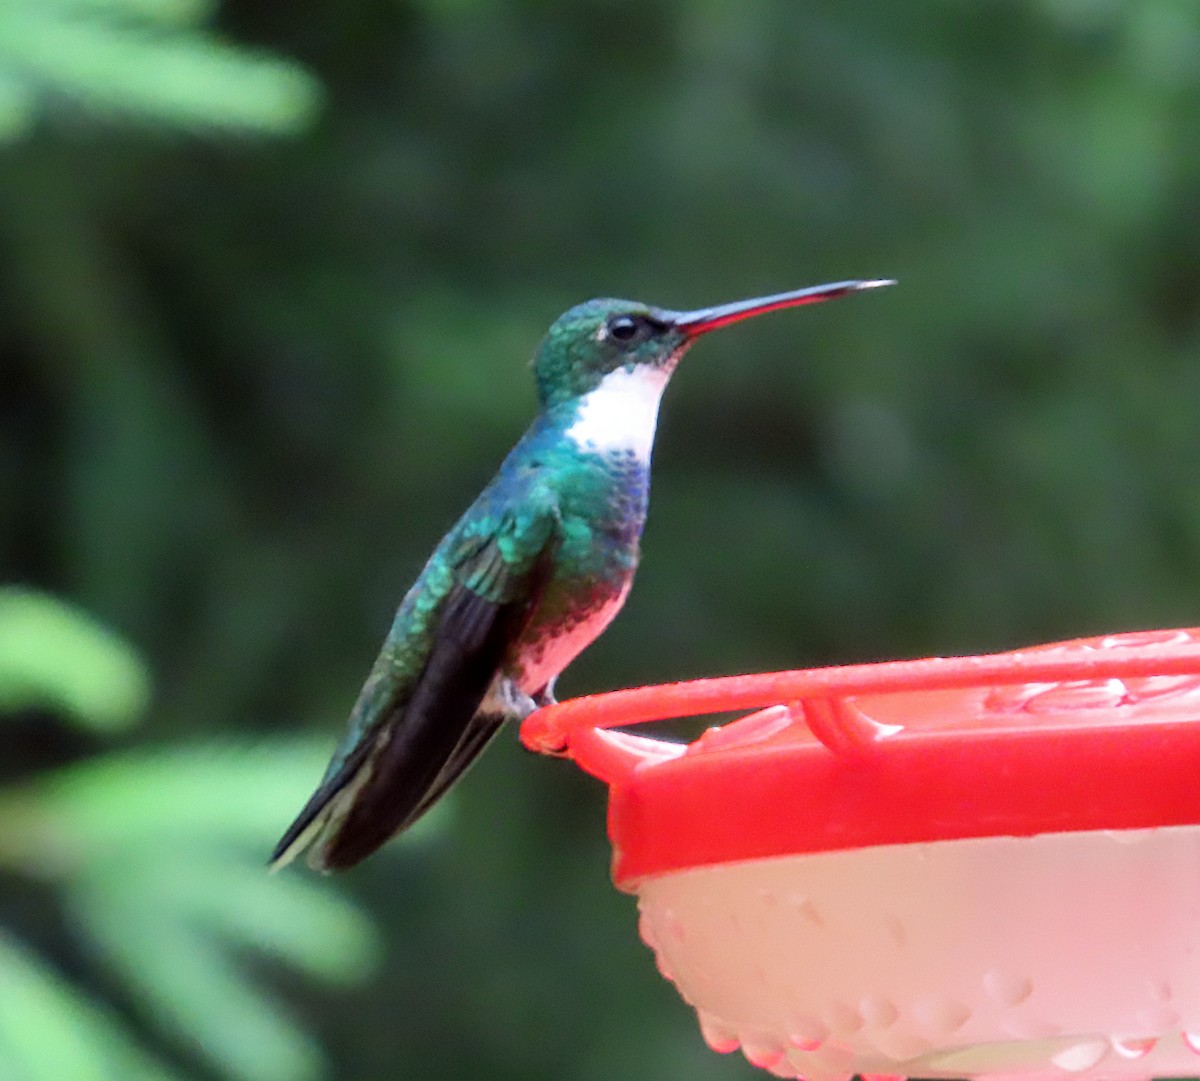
[{"left": 531, "top": 280, "right": 894, "bottom": 410}]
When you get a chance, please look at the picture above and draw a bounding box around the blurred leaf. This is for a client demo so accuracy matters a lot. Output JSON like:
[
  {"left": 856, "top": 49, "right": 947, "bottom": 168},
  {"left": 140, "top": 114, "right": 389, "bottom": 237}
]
[
  {"left": 166, "top": 859, "right": 378, "bottom": 983},
  {"left": 25, "top": 743, "right": 382, "bottom": 1081},
  {"left": 72, "top": 851, "right": 378, "bottom": 985},
  {"left": 32, "top": 740, "right": 449, "bottom": 855},
  {"left": 0, "top": 588, "right": 150, "bottom": 733},
  {"left": 59, "top": 0, "right": 214, "bottom": 23},
  {"left": 0, "top": 70, "right": 36, "bottom": 140},
  {"left": 75, "top": 889, "right": 323, "bottom": 1081},
  {"left": 0, "top": 931, "right": 183, "bottom": 1081},
  {"left": 67, "top": 849, "right": 378, "bottom": 1081},
  {"left": 0, "top": 1, "right": 318, "bottom": 137}
]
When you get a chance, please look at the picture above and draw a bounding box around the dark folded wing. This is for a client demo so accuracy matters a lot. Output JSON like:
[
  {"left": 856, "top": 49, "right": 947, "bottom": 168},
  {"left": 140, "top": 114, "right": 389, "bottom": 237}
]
[
  {"left": 317, "top": 582, "right": 530, "bottom": 870},
  {"left": 271, "top": 500, "right": 558, "bottom": 871}
]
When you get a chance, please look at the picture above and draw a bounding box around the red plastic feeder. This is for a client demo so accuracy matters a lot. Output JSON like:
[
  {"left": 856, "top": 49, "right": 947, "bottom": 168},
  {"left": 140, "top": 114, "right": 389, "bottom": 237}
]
[{"left": 521, "top": 628, "right": 1200, "bottom": 1081}]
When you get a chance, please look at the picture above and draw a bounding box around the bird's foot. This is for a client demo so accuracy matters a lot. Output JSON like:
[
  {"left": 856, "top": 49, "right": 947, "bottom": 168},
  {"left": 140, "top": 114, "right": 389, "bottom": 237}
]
[{"left": 533, "top": 676, "right": 558, "bottom": 708}]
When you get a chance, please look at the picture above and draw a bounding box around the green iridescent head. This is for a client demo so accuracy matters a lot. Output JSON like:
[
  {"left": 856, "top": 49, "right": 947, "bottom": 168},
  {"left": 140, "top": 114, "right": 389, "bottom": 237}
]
[
  {"left": 530, "top": 280, "right": 895, "bottom": 410},
  {"left": 532, "top": 299, "right": 687, "bottom": 409}
]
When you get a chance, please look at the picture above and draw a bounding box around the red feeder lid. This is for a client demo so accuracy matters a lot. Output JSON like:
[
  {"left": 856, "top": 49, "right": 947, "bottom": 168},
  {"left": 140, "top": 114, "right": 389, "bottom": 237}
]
[{"left": 520, "top": 628, "right": 1200, "bottom": 887}]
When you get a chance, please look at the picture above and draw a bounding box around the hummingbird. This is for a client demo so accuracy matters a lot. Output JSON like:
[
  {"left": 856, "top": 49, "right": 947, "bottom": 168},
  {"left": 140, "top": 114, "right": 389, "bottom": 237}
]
[{"left": 272, "top": 278, "right": 893, "bottom": 872}]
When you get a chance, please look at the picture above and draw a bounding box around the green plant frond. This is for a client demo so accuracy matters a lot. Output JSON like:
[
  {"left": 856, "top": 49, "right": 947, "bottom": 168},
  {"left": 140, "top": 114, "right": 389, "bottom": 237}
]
[
  {"left": 71, "top": 852, "right": 380, "bottom": 985},
  {"left": 0, "top": 70, "right": 35, "bottom": 140},
  {"left": 0, "top": 588, "right": 151, "bottom": 734},
  {"left": 68, "top": 903, "right": 324, "bottom": 1081},
  {"left": 164, "top": 858, "right": 380, "bottom": 983},
  {"left": 52, "top": 0, "right": 214, "bottom": 25},
  {"left": 34, "top": 740, "right": 410, "bottom": 856},
  {"left": 0, "top": 2, "right": 318, "bottom": 136},
  {"left": 0, "top": 931, "right": 183, "bottom": 1081}
]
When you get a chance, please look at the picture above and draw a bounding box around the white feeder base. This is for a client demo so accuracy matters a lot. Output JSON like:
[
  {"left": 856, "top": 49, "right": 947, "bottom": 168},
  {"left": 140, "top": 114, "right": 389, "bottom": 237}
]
[{"left": 632, "top": 826, "right": 1200, "bottom": 1081}]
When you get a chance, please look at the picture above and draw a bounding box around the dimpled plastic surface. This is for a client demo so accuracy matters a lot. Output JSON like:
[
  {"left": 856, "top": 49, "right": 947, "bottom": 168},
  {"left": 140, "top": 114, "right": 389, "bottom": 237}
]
[
  {"left": 636, "top": 828, "right": 1200, "bottom": 1081},
  {"left": 521, "top": 628, "right": 1200, "bottom": 1081}
]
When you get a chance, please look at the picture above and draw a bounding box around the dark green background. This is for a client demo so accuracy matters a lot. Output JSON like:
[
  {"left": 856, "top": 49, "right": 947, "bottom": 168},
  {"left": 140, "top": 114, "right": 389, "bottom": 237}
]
[{"left": 4, "top": 2, "right": 1200, "bottom": 1079}]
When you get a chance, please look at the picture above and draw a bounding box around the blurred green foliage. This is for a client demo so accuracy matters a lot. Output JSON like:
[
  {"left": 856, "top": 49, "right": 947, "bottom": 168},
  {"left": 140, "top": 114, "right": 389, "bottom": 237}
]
[
  {"left": 5, "top": 0, "right": 1200, "bottom": 1079},
  {"left": 0, "top": 0, "right": 316, "bottom": 139},
  {"left": 0, "top": 588, "right": 149, "bottom": 729},
  {"left": 0, "top": 591, "right": 378, "bottom": 1081}
]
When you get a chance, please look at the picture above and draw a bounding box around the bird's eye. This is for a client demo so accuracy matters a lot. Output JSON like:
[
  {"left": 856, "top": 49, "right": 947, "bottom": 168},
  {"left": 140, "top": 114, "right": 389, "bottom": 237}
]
[{"left": 607, "top": 315, "right": 641, "bottom": 342}]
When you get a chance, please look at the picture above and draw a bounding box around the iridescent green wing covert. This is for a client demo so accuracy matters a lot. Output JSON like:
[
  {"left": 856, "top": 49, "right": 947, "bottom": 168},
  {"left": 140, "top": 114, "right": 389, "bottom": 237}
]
[{"left": 271, "top": 489, "right": 560, "bottom": 871}]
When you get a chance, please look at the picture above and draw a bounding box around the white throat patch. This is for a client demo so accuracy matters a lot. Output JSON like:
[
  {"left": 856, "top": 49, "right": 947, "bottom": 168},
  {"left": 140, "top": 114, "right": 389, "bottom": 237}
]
[{"left": 564, "top": 364, "right": 671, "bottom": 461}]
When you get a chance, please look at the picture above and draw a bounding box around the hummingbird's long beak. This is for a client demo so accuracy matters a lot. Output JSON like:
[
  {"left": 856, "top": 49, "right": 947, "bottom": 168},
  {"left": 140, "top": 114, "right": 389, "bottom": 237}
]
[{"left": 671, "top": 279, "right": 895, "bottom": 337}]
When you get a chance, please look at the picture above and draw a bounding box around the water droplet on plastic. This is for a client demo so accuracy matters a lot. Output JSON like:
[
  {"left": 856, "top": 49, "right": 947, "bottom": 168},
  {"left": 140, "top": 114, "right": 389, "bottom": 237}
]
[
  {"left": 870, "top": 1029, "right": 931, "bottom": 1062},
  {"left": 984, "top": 969, "right": 1033, "bottom": 1006},
  {"left": 1051, "top": 1040, "right": 1107, "bottom": 1072},
  {"left": 1147, "top": 978, "right": 1173, "bottom": 1003},
  {"left": 859, "top": 994, "right": 898, "bottom": 1028},
  {"left": 787, "top": 1017, "right": 827, "bottom": 1053},
  {"left": 823, "top": 1000, "right": 863, "bottom": 1035},
  {"left": 914, "top": 995, "right": 969, "bottom": 1034},
  {"left": 1137, "top": 1004, "right": 1179, "bottom": 1033},
  {"left": 790, "top": 1043, "right": 819, "bottom": 1058},
  {"left": 697, "top": 1012, "right": 739, "bottom": 1054},
  {"left": 789, "top": 894, "right": 825, "bottom": 928},
  {"left": 1111, "top": 1036, "right": 1156, "bottom": 1059},
  {"left": 883, "top": 913, "right": 907, "bottom": 949},
  {"left": 742, "top": 1038, "right": 786, "bottom": 1070}
]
